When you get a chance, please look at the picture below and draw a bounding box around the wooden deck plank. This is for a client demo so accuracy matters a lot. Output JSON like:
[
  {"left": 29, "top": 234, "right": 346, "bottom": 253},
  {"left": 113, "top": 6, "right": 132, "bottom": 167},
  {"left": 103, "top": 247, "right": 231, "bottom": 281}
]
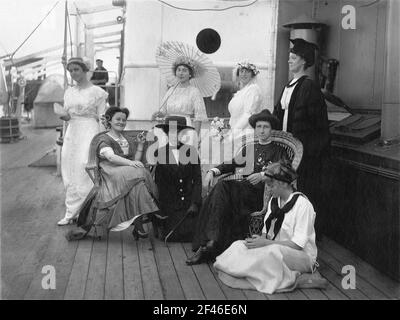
[
  {"left": 167, "top": 243, "right": 205, "bottom": 300},
  {"left": 319, "top": 237, "right": 400, "bottom": 299},
  {"left": 23, "top": 229, "right": 80, "bottom": 300},
  {"left": 121, "top": 230, "right": 144, "bottom": 300},
  {"left": 64, "top": 238, "right": 94, "bottom": 300},
  {"left": 299, "top": 288, "right": 328, "bottom": 300},
  {"left": 265, "top": 292, "right": 289, "bottom": 300},
  {"left": 152, "top": 238, "right": 185, "bottom": 300},
  {"left": 12, "top": 234, "right": 53, "bottom": 300},
  {"left": 318, "top": 260, "right": 367, "bottom": 300},
  {"left": 243, "top": 290, "right": 268, "bottom": 300},
  {"left": 84, "top": 236, "right": 108, "bottom": 300},
  {"left": 104, "top": 232, "right": 124, "bottom": 300},
  {"left": 283, "top": 289, "right": 309, "bottom": 300},
  {"left": 318, "top": 248, "right": 389, "bottom": 300},
  {"left": 208, "top": 262, "right": 248, "bottom": 300},
  {"left": 182, "top": 243, "right": 226, "bottom": 300},
  {"left": 137, "top": 236, "right": 164, "bottom": 300},
  {"left": 7, "top": 170, "right": 79, "bottom": 300}
]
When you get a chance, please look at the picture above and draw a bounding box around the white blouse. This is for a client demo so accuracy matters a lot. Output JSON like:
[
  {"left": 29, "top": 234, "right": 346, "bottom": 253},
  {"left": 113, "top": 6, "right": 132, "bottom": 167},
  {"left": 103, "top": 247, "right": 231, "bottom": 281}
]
[
  {"left": 262, "top": 192, "right": 317, "bottom": 262},
  {"left": 64, "top": 85, "right": 108, "bottom": 121},
  {"left": 159, "top": 85, "right": 208, "bottom": 121},
  {"left": 228, "top": 82, "right": 262, "bottom": 131},
  {"left": 280, "top": 78, "right": 300, "bottom": 132}
]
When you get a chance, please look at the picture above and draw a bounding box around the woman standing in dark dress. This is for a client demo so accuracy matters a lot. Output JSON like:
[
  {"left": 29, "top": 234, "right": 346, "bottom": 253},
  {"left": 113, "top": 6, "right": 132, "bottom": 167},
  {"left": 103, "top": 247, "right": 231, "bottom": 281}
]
[
  {"left": 186, "top": 110, "right": 288, "bottom": 265},
  {"left": 273, "top": 38, "right": 330, "bottom": 233},
  {"left": 153, "top": 116, "right": 202, "bottom": 241}
]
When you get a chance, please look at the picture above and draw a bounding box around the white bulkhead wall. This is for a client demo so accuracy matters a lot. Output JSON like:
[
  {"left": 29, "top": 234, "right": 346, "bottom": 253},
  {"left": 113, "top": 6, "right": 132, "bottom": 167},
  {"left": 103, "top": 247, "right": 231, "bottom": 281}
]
[{"left": 121, "top": 0, "right": 278, "bottom": 125}]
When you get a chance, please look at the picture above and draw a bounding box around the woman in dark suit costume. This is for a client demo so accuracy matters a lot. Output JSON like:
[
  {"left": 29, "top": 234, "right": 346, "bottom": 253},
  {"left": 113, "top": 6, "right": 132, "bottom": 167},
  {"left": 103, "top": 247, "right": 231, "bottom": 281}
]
[{"left": 153, "top": 116, "right": 202, "bottom": 241}]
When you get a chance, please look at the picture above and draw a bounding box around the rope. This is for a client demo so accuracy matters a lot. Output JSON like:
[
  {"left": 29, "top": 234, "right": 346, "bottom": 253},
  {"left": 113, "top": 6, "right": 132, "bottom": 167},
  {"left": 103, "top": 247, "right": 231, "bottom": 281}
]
[
  {"left": 10, "top": 1, "right": 61, "bottom": 59},
  {"left": 66, "top": 5, "right": 74, "bottom": 57},
  {"left": 156, "top": 0, "right": 258, "bottom": 12},
  {"left": 73, "top": 1, "right": 87, "bottom": 28}
]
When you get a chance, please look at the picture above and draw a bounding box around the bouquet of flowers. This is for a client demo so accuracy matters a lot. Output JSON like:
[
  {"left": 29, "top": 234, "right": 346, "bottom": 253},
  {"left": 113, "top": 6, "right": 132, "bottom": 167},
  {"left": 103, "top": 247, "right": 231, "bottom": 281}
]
[{"left": 210, "top": 117, "right": 229, "bottom": 140}]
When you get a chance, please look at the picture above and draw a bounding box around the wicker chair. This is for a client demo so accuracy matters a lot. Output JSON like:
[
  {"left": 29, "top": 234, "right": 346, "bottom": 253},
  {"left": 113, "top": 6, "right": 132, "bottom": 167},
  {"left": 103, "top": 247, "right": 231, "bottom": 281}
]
[
  {"left": 248, "top": 131, "right": 303, "bottom": 235},
  {"left": 213, "top": 130, "right": 303, "bottom": 236}
]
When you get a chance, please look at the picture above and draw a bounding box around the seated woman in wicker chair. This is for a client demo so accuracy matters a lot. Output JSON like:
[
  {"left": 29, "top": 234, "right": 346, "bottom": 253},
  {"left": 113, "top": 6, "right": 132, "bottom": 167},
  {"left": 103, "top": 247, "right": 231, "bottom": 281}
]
[
  {"left": 66, "top": 107, "right": 159, "bottom": 241},
  {"left": 187, "top": 109, "right": 289, "bottom": 265}
]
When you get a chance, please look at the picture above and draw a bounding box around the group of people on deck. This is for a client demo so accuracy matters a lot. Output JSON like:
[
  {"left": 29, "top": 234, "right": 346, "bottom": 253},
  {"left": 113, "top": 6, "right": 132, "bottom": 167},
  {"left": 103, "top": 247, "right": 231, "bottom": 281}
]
[{"left": 56, "top": 37, "right": 330, "bottom": 294}]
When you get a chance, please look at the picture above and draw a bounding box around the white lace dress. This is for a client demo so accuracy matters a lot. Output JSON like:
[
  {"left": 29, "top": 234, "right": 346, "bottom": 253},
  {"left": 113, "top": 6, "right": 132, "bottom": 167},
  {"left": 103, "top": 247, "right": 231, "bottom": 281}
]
[
  {"left": 228, "top": 81, "right": 263, "bottom": 139},
  {"left": 156, "top": 85, "right": 208, "bottom": 147},
  {"left": 201, "top": 81, "right": 263, "bottom": 164},
  {"left": 61, "top": 85, "right": 108, "bottom": 220},
  {"left": 159, "top": 85, "right": 208, "bottom": 122}
]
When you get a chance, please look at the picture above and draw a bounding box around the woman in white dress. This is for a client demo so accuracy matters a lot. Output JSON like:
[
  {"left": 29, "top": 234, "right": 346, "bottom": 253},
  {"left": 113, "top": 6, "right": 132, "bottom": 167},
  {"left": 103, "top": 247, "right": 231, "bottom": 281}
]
[
  {"left": 57, "top": 57, "right": 108, "bottom": 226},
  {"left": 213, "top": 161, "right": 320, "bottom": 294},
  {"left": 228, "top": 61, "right": 263, "bottom": 137},
  {"left": 206, "top": 61, "right": 263, "bottom": 163},
  {"left": 152, "top": 57, "right": 208, "bottom": 147}
]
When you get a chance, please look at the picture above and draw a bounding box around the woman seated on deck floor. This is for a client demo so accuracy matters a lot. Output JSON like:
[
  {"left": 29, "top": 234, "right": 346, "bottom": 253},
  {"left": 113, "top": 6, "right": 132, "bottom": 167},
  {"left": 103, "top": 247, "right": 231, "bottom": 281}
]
[
  {"left": 213, "top": 161, "right": 327, "bottom": 294},
  {"left": 66, "top": 107, "right": 159, "bottom": 241}
]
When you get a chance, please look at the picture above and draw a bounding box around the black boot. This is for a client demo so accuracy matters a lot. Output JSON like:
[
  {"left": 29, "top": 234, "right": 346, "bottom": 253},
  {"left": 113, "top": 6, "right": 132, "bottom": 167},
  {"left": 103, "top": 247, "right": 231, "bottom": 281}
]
[
  {"left": 151, "top": 213, "right": 168, "bottom": 240},
  {"left": 186, "top": 247, "right": 207, "bottom": 265}
]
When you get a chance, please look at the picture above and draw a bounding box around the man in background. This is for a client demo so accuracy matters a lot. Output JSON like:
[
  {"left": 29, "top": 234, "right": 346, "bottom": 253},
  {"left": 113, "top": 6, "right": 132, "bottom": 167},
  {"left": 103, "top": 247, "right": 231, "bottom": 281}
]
[{"left": 90, "top": 59, "right": 108, "bottom": 89}]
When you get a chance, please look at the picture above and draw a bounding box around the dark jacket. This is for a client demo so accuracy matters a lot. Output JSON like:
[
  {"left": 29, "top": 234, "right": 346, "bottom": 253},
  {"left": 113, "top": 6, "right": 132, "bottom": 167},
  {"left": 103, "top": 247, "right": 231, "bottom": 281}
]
[
  {"left": 154, "top": 144, "right": 202, "bottom": 212},
  {"left": 90, "top": 67, "right": 109, "bottom": 85},
  {"left": 274, "top": 76, "right": 330, "bottom": 157}
]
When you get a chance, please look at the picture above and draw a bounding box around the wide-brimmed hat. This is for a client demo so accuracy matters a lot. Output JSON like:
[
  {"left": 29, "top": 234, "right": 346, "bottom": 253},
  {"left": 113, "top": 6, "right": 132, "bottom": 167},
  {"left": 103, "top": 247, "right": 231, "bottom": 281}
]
[
  {"left": 248, "top": 109, "right": 280, "bottom": 129},
  {"left": 66, "top": 57, "right": 90, "bottom": 72},
  {"left": 264, "top": 161, "right": 298, "bottom": 184},
  {"left": 155, "top": 41, "right": 221, "bottom": 97},
  {"left": 155, "top": 115, "right": 194, "bottom": 132}
]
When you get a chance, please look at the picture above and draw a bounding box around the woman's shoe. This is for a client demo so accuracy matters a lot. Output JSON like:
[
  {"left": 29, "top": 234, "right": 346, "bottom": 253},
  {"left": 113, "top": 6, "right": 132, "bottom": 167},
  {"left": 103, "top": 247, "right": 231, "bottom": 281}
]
[
  {"left": 186, "top": 247, "right": 210, "bottom": 265},
  {"left": 65, "top": 228, "right": 88, "bottom": 241},
  {"left": 151, "top": 213, "right": 168, "bottom": 240},
  {"left": 132, "top": 226, "right": 149, "bottom": 241},
  {"left": 57, "top": 217, "right": 72, "bottom": 226}
]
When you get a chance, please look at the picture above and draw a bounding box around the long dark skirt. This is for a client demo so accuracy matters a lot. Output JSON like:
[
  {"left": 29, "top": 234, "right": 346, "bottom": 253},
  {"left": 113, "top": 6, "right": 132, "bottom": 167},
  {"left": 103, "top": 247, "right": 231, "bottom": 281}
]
[
  {"left": 192, "top": 180, "right": 264, "bottom": 255},
  {"left": 297, "top": 155, "right": 328, "bottom": 237}
]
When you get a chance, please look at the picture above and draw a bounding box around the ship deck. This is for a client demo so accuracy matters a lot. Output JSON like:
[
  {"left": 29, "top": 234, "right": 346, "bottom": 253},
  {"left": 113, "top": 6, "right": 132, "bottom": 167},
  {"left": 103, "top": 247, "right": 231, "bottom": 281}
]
[{"left": 1, "top": 124, "right": 399, "bottom": 300}]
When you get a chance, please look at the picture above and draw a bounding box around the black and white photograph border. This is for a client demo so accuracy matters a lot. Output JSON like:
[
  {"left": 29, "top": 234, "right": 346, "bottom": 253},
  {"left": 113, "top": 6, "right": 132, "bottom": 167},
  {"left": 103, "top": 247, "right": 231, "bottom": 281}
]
[{"left": 0, "top": 0, "right": 399, "bottom": 304}]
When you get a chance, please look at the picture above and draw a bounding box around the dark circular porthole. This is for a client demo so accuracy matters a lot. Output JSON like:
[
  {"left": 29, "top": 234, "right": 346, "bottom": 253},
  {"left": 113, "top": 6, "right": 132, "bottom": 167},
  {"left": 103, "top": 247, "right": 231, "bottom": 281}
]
[{"left": 196, "top": 28, "right": 221, "bottom": 54}]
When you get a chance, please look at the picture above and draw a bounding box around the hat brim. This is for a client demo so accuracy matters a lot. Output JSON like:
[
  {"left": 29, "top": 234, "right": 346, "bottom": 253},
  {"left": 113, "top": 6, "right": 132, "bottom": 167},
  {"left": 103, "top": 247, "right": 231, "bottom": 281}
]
[
  {"left": 249, "top": 114, "right": 280, "bottom": 130},
  {"left": 155, "top": 124, "right": 194, "bottom": 132},
  {"left": 67, "top": 61, "right": 89, "bottom": 72}
]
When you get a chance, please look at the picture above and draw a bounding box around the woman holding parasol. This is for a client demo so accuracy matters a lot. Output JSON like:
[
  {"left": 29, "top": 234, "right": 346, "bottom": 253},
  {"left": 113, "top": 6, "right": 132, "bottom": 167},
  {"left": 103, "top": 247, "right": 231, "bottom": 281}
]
[{"left": 152, "top": 41, "right": 221, "bottom": 148}]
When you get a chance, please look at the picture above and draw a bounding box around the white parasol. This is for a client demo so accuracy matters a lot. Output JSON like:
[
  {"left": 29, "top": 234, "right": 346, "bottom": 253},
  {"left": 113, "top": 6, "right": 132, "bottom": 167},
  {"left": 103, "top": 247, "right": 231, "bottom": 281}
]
[{"left": 155, "top": 41, "right": 221, "bottom": 98}]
